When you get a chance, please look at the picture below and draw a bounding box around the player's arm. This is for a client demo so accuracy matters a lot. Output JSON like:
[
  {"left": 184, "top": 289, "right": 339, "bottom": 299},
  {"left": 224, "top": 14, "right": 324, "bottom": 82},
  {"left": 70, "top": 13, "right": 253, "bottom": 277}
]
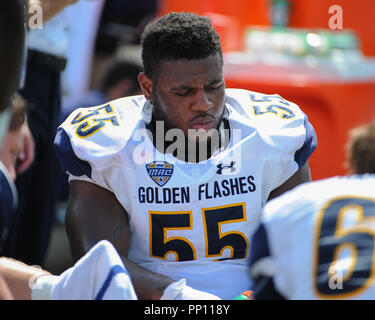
[
  {"left": 0, "top": 273, "right": 13, "bottom": 299},
  {"left": 65, "top": 179, "right": 174, "bottom": 300},
  {"left": 0, "top": 257, "right": 51, "bottom": 300},
  {"left": 267, "top": 161, "right": 311, "bottom": 202}
]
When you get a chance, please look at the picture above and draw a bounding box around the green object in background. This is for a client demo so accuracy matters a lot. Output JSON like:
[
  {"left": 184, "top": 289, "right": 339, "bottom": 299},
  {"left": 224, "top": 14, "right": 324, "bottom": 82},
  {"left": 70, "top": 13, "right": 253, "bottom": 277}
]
[
  {"left": 270, "top": 0, "right": 291, "bottom": 27},
  {"left": 233, "top": 290, "right": 252, "bottom": 300},
  {"left": 244, "top": 25, "right": 360, "bottom": 58}
]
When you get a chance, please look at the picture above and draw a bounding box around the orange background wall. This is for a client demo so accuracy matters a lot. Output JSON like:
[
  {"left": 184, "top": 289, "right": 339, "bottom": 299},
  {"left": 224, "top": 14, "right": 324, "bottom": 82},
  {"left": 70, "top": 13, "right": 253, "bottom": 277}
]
[{"left": 158, "top": 0, "right": 375, "bottom": 56}]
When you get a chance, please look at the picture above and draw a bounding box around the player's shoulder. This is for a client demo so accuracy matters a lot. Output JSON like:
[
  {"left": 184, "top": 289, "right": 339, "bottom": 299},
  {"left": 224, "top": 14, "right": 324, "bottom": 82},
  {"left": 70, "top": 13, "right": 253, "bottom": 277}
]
[
  {"left": 264, "top": 174, "right": 375, "bottom": 220},
  {"left": 59, "top": 95, "right": 146, "bottom": 142},
  {"left": 225, "top": 88, "right": 305, "bottom": 120},
  {"left": 54, "top": 95, "right": 147, "bottom": 175},
  {"left": 62, "top": 95, "right": 146, "bottom": 128},
  {"left": 225, "top": 88, "right": 309, "bottom": 138},
  {"left": 226, "top": 88, "right": 317, "bottom": 166}
]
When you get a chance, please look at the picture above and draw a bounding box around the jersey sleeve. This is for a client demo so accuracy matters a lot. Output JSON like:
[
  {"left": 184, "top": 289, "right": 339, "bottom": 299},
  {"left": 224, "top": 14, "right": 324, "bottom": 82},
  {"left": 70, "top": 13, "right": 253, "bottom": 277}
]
[
  {"left": 53, "top": 101, "right": 134, "bottom": 192},
  {"left": 248, "top": 90, "right": 317, "bottom": 169},
  {"left": 226, "top": 89, "right": 317, "bottom": 200},
  {"left": 263, "top": 106, "right": 317, "bottom": 199},
  {"left": 293, "top": 112, "right": 317, "bottom": 168},
  {"left": 226, "top": 89, "right": 317, "bottom": 169}
]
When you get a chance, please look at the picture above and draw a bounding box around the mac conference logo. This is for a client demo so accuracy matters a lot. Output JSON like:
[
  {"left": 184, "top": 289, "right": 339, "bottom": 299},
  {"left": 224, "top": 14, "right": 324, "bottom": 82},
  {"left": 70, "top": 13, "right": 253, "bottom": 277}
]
[{"left": 146, "top": 161, "right": 174, "bottom": 187}]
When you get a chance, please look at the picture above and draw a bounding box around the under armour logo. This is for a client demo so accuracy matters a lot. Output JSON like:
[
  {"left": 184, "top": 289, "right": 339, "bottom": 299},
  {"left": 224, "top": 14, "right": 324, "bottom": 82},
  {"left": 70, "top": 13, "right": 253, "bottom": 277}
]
[{"left": 216, "top": 161, "right": 236, "bottom": 175}]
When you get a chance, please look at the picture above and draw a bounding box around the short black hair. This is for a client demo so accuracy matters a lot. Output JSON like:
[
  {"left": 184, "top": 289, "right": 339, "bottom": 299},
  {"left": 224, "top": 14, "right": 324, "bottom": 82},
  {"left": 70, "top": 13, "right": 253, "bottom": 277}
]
[{"left": 141, "top": 12, "right": 222, "bottom": 79}]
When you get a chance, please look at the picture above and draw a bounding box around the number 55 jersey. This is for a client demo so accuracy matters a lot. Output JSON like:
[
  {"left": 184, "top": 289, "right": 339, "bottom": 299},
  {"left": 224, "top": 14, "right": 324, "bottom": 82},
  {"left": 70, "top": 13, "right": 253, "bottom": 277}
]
[
  {"left": 250, "top": 174, "right": 375, "bottom": 300},
  {"left": 54, "top": 89, "right": 317, "bottom": 299}
]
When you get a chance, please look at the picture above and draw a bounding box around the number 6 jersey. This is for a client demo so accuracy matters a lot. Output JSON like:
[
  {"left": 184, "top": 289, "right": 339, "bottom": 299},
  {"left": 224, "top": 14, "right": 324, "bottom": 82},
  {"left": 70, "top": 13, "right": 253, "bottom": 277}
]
[
  {"left": 250, "top": 174, "right": 375, "bottom": 300},
  {"left": 54, "top": 88, "right": 317, "bottom": 299}
]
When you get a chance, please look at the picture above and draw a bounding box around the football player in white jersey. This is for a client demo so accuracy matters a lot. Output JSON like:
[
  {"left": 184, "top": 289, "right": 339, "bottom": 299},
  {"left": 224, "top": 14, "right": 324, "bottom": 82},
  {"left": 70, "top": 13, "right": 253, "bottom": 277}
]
[
  {"left": 249, "top": 121, "right": 375, "bottom": 300},
  {"left": 54, "top": 12, "right": 317, "bottom": 300}
]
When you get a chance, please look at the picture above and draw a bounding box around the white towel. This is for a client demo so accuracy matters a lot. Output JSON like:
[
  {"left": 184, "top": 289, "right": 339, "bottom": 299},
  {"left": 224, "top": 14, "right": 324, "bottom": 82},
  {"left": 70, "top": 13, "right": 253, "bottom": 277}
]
[{"left": 51, "top": 240, "right": 138, "bottom": 300}]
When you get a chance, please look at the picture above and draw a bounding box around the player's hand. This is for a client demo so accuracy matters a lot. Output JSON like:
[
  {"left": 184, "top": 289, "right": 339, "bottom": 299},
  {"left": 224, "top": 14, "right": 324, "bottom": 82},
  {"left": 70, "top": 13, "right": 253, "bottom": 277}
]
[
  {"left": 1, "top": 127, "right": 24, "bottom": 180},
  {"left": 160, "top": 279, "right": 221, "bottom": 300}
]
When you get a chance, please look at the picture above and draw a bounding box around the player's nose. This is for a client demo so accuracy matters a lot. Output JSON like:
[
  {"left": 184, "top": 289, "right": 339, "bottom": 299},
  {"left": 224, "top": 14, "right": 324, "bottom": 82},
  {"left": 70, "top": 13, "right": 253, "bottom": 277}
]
[{"left": 190, "top": 89, "right": 214, "bottom": 113}]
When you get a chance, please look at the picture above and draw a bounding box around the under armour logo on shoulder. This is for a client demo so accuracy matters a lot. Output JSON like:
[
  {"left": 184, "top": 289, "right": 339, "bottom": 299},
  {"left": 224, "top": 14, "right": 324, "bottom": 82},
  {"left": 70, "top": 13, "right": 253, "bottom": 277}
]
[{"left": 216, "top": 161, "right": 236, "bottom": 175}]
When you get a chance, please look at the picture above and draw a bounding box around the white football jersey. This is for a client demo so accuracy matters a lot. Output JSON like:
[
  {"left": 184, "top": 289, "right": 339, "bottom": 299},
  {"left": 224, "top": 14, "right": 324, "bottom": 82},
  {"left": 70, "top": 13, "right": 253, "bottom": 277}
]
[
  {"left": 249, "top": 174, "right": 375, "bottom": 300},
  {"left": 54, "top": 88, "right": 316, "bottom": 299}
]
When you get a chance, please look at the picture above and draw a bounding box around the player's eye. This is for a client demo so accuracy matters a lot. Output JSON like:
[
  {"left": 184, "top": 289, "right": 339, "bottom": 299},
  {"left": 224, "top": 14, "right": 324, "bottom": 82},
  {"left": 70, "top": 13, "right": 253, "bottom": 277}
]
[
  {"left": 175, "top": 89, "right": 193, "bottom": 97},
  {"left": 205, "top": 83, "right": 223, "bottom": 91}
]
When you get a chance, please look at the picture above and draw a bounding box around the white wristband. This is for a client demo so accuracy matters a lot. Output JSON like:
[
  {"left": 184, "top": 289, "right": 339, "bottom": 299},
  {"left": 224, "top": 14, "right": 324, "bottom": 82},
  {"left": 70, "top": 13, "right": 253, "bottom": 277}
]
[{"left": 31, "top": 275, "right": 60, "bottom": 300}]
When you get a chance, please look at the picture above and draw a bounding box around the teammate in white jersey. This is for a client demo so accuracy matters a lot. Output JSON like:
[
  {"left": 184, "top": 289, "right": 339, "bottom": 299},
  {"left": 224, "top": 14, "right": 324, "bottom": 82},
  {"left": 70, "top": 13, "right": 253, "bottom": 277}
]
[
  {"left": 249, "top": 121, "right": 375, "bottom": 299},
  {"left": 54, "top": 12, "right": 317, "bottom": 300}
]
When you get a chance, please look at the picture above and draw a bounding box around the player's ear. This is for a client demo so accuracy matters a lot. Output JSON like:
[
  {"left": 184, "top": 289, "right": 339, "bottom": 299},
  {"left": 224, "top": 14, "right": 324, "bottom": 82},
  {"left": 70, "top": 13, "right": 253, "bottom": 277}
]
[{"left": 138, "top": 72, "right": 153, "bottom": 102}]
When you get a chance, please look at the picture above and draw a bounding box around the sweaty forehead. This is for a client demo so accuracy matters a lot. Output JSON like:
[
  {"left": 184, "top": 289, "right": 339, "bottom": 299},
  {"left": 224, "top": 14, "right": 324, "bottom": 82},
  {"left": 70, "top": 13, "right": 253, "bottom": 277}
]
[{"left": 156, "top": 54, "right": 223, "bottom": 87}]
